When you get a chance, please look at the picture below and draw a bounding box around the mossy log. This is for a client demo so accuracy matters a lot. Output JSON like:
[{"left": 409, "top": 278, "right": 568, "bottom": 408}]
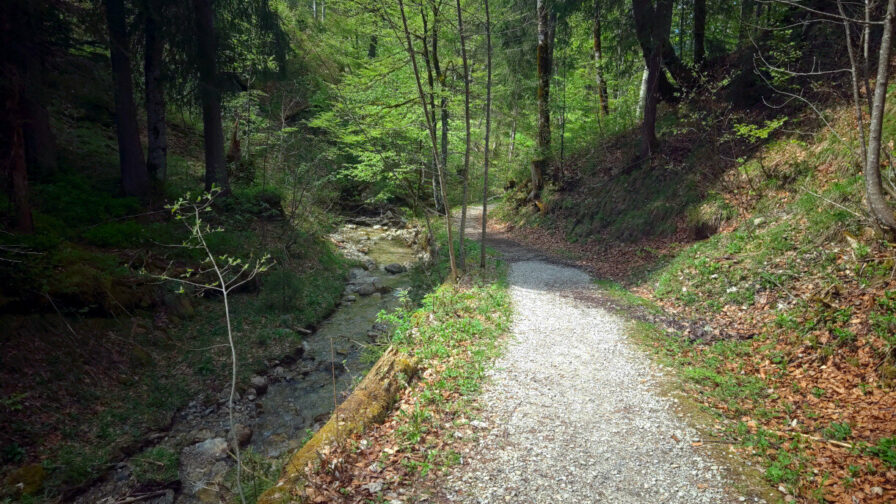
[{"left": 257, "top": 346, "right": 418, "bottom": 504}]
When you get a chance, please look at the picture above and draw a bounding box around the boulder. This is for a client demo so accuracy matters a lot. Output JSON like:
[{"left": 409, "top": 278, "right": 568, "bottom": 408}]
[
  {"left": 356, "top": 283, "right": 377, "bottom": 296},
  {"left": 348, "top": 268, "right": 368, "bottom": 281},
  {"left": 250, "top": 375, "right": 268, "bottom": 396},
  {"left": 384, "top": 263, "right": 407, "bottom": 274},
  {"left": 231, "top": 424, "right": 253, "bottom": 448},
  {"left": 180, "top": 438, "right": 230, "bottom": 502}
]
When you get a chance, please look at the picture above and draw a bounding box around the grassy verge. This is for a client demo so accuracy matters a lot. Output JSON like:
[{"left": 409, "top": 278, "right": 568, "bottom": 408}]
[{"left": 295, "top": 239, "right": 512, "bottom": 502}]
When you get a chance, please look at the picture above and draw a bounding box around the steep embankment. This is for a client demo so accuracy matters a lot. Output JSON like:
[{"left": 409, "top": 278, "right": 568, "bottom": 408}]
[{"left": 497, "top": 104, "right": 896, "bottom": 503}]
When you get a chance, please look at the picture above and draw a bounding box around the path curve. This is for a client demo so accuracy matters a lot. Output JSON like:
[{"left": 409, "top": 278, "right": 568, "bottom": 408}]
[{"left": 438, "top": 207, "right": 761, "bottom": 503}]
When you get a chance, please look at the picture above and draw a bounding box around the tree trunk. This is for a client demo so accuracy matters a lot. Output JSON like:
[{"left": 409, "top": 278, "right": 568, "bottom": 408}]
[
  {"left": 482, "top": 0, "right": 492, "bottom": 269},
  {"left": 4, "top": 0, "right": 58, "bottom": 181},
  {"left": 865, "top": 0, "right": 896, "bottom": 234},
  {"left": 638, "top": 65, "right": 649, "bottom": 118},
  {"left": 632, "top": 0, "right": 681, "bottom": 97},
  {"left": 508, "top": 117, "right": 517, "bottom": 161},
  {"left": 593, "top": 0, "right": 610, "bottom": 115},
  {"left": 456, "top": 0, "right": 471, "bottom": 271},
  {"left": 21, "top": 99, "right": 56, "bottom": 181},
  {"left": 738, "top": 0, "right": 755, "bottom": 47},
  {"left": 431, "top": 7, "right": 450, "bottom": 207},
  {"left": 642, "top": 45, "right": 662, "bottom": 155},
  {"left": 105, "top": 0, "right": 149, "bottom": 197},
  {"left": 397, "top": 0, "right": 457, "bottom": 281},
  {"left": 193, "top": 0, "right": 229, "bottom": 193},
  {"left": 694, "top": 0, "right": 706, "bottom": 67},
  {"left": 420, "top": 9, "right": 444, "bottom": 213},
  {"left": 632, "top": 0, "right": 674, "bottom": 156},
  {"left": 9, "top": 125, "right": 33, "bottom": 233},
  {"left": 145, "top": 3, "right": 168, "bottom": 183},
  {"left": 532, "top": 0, "right": 555, "bottom": 199},
  {"left": 368, "top": 35, "right": 377, "bottom": 58}
]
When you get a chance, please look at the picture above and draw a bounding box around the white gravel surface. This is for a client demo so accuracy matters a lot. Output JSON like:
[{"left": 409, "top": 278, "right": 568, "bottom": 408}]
[{"left": 441, "top": 258, "right": 760, "bottom": 503}]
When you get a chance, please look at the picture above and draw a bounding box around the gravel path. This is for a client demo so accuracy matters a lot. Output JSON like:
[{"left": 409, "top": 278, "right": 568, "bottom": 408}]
[{"left": 440, "top": 208, "right": 762, "bottom": 503}]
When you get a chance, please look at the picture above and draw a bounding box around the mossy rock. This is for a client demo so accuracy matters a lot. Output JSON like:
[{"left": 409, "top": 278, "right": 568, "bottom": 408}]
[
  {"left": 4, "top": 463, "right": 46, "bottom": 496},
  {"left": 163, "top": 293, "right": 195, "bottom": 319},
  {"left": 257, "top": 346, "right": 418, "bottom": 504}
]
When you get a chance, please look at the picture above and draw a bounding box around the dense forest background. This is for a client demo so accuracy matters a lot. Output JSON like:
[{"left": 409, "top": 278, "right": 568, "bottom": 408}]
[{"left": 2, "top": 0, "right": 896, "bottom": 502}]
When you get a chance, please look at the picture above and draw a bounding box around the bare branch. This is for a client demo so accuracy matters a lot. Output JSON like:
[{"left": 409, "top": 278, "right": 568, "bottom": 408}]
[{"left": 759, "top": 0, "right": 882, "bottom": 24}]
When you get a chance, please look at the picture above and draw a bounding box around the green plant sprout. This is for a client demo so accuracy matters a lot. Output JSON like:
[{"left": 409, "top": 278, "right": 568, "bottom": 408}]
[{"left": 147, "top": 187, "right": 272, "bottom": 504}]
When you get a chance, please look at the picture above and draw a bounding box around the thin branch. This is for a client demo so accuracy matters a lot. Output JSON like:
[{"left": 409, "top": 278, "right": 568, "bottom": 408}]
[
  {"left": 801, "top": 185, "right": 868, "bottom": 220},
  {"left": 755, "top": 68, "right": 854, "bottom": 158},
  {"left": 759, "top": 0, "right": 882, "bottom": 24}
]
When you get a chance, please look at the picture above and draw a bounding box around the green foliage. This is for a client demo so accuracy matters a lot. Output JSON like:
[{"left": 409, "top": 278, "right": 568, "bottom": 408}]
[
  {"left": 32, "top": 174, "right": 140, "bottom": 230},
  {"left": 47, "top": 443, "right": 110, "bottom": 489},
  {"left": 822, "top": 422, "right": 852, "bottom": 442},
  {"left": 82, "top": 221, "right": 145, "bottom": 248},
  {"left": 867, "top": 437, "right": 896, "bottom": 468},
  {"left": 132, "top": 446, "right": 179, "bottom": 484},
  {"left": 732, "top": 117, "right": 787, "bottom": 144},
  {"left": 870, "top": 291, "right": 896, "bottom": 347}
]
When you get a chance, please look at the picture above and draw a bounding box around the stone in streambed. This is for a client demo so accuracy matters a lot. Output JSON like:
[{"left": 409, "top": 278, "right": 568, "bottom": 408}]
[
  {"left": 180, "top": 438, "right": 230, "bottom": 502},
  {"left": 250, "top": 375, "right": 268, "bottom": 396},
  {"left": 231, "top": 424, "right": 253, "bottom": 448},
  {"left": 356, "top": 283, "right": 377, "bottom": 296},
  {"left": 384, "top": 263, "right": 407, "bottom": 274}
]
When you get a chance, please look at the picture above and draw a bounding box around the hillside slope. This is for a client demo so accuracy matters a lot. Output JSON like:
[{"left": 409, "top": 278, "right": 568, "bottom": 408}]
[{"left": 497, "top": 99, "right": 896, "bottom": 503}]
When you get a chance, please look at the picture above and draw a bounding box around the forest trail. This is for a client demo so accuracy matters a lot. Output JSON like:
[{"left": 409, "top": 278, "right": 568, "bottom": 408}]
[{"left": 437, "top": 207, "right": 763, "bottom": 503}]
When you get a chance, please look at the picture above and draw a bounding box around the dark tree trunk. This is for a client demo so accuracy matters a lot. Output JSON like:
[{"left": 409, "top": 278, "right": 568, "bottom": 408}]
[
  {"left": 368, "top": 35, "right": 377, "bottom": 58},
  {"left": 2, "top": 74, "right": 34, "bottom": 233},
  {"left": 642, "top": 45, "right": 662, "bottom": 155},
  {"left": 481, "top": 0, "right": 492, "bottom": 268},
  {"left": 21, "top": 95, "right": 57, "bottom": 180},
  {"left": 145, "top": 3, "right": 167, "bottom": 183},
  {"left": 105, "top": 0, "right": 149, "bottom": 197},
  {"left": 192, "top": 0, "right": 229, "bottom": 193},
  {"left": 632, "top": 0, "right": 681, "bottom": 98},
  {"left": 661, "top": 35, "right": 694, "bottom": 87},
  {"left": 9, "top": 124, "right": 33, "bottom": 233},
  {"left": 694, "top": 0, "right": 706, "bottom": 67},
  {"left": 632, "top": 0, "right": 674, "bottom": 156},
  {"left": 532, "top": 0, "right": 556, "bottom": 199},
  {"left": 738, "top": 0, "right": 755, "bottom": 47},
  {"left": 593, "top": 0, "right": 610, "bottom": 115},
  {"left": 456, "top": 0, "right": 471, "bottom": 270},
  {"left": 420, "top": 8, "right": 443, "bottom": 213},
  {"left": 2, "top": 0, "right": 58, "bottom": 181},
  {"left": 430, "top": 8, "right": 449, "bottom": 180}
]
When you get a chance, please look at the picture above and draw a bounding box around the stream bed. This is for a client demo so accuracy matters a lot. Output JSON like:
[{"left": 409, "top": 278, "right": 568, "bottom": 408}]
[{"left": 75, "top": 220, "right": 426, "bottom": 504}]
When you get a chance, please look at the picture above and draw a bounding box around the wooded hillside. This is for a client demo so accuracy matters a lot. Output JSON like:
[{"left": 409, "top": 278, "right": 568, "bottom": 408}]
[{"left": 1, "top": 0, "right": 895, "bottom": 502}]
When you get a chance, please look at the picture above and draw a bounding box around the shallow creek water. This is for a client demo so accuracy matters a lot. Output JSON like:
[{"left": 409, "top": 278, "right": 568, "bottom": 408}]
[
  {"left": 250, "top": 225, "right": 420, "bottom": 458},
  {"left": 74, "top": 223, "right": 423, "bottom": 504}
]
